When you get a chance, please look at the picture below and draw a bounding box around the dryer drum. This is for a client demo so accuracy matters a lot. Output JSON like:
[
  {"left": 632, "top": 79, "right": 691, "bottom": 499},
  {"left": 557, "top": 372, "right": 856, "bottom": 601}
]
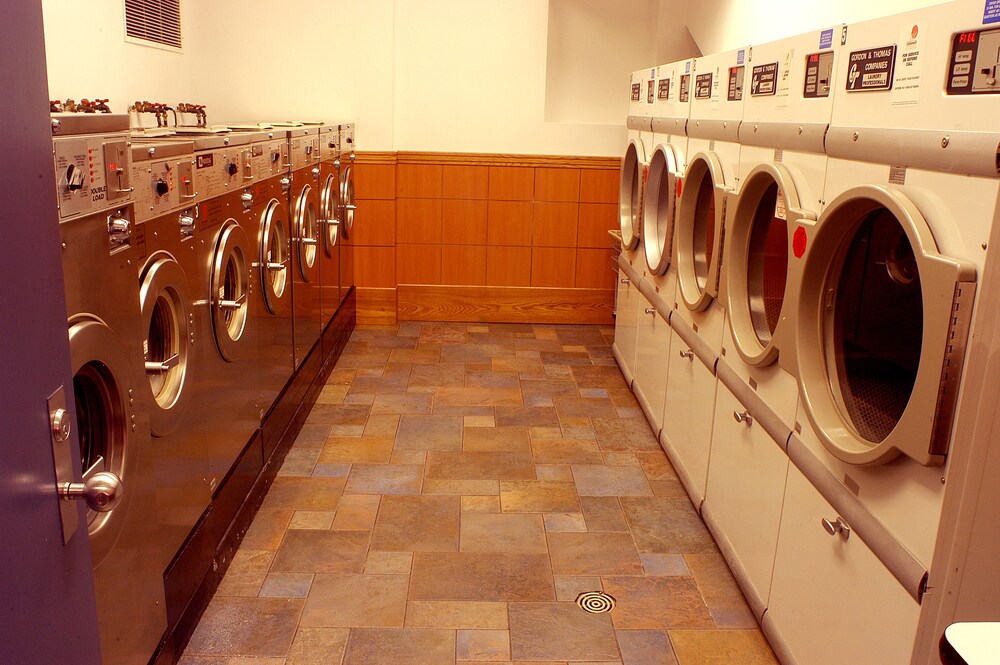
[
  {"left": 260, "top": 199, "right": 289, "bottom": 314},
  {"left": 211, "top": 221, "right": 251, "bottom": 361},
  {"left": 339, "top": 164, "right": 355, "bottom": 237},
  {"left": 321, "top": 173, "right": 339, "bottom": 257},
  {"left": 619, "top": 140, "right": 645, "bottom": 250},
  {"left": 828, "top": 209, "right": 922, "bottom": 444},
  {"left": 642, "top": 145, "right": 679, "bottom": 275},
  {"left": 745, "top": 182, "right": 788, "bottom": 347},
  {"left": 295, "top": 186, "right": 318, "bottom": 280},
  {"left": 692, "top": 174, "right": 716, "bottom": 292}
]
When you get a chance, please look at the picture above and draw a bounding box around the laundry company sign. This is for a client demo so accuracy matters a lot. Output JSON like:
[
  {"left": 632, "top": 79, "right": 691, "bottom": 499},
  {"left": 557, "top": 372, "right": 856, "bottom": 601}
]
[{"left": 846, "top": 44, "right": 897, "bottom": 91}]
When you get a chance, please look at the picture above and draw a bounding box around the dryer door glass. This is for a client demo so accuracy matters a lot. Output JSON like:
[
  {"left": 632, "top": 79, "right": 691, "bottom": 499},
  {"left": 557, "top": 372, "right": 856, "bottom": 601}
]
[
  {"left": 619, "top": 141, "right": 643, "bottom": 249},
  {"left": 339, "top": 165, "right": 355, "bottom": 237},
  {"left": 829, "top": 208, "right": 922, "bottom": 443},
  {"left": 321, "top": 174, "right": 339, "bottom": 257},
  {"left": 746, "top": 182, "right": 787, "bottom": 346},
  {"left": 140, "top": 257, "right": 191, "bottom": 434},
  {"left": 211, "top": 221, "right": 251, "bottom": 361},
  {"left": 296, "top": 185, "right": 318, "bottom": 279},
  {"left": 642, "top": 146, "right": 678, "bottom": 275},
  {"left": 691, "top": 173, "right": 716, "bottom": 291},
  {"left": 260, "top": 200, "right": 289, "bottom": 314}
]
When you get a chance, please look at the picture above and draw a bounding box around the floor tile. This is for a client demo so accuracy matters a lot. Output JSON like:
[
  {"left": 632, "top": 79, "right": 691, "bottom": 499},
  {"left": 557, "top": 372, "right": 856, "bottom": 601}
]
[
  {"left": 495, "top": 406, "right": 560, "bottom": 428},
  {"left": 535, "top": 464, "right": 575, "bottom": 481},
  {"left": 364, "top": 414, "right": 401, "bottom": 438},
  {"left": 592, "top": 418, "right": 662, "bottom": 452},
  {"left": 278, "top": 457, "right": 316, "bottom": 477},
  {"left": 554, "top": 396, "right": 617, "bottom": 419},
  {"left": 423, "top": 479, "right": 500, "bottom": 495},
  {"left": 620, "top": 498, "right": 716, "bottom": 553},
  {"left": 184, "top": 597, "right": 303, "bottom": 657},
  {"left": 312, "top": 463, "right": 352, "bottom": 478},
  {"left": 546, "top": 532, "right": 643, "bottom": 576},
  {"left": 579, "top": 496, "right": 630, "bottom": 532},
  {"left": 409, "top": 363, "right": 467, "bottom": 388},
  {"left": 371, "top": 393, "right": 434, "bottom": 415},
  {"left": 602, "top": 576, "right": 714, "bottom": 629},
  {"left": 286, "top": 626, "right": 349, "bottom": 665},
  {"left": 464, "top": 414, "right": 496, "bottom": 427},
  {"left": 519, "top": 379, "right": 580, "bottom": 399},
  {"left": 372, "top": 495, "right": 461, "bottom": 552},
  {"left": 616, "top": 629, "right": 677, "bottom": 665},
  {"left": 331, "top": 494, "right": 381, "bottom": 530},
  {"left": 461, "top": 513, "right": 547, "bottom": 553},
  {"left": 635, "top": 451, "right": 678, "bottom": 480},
  {"left": 289, "top": 511, "right": 336, "bottom": 530},
  {"left": 461, "top": 495, "right": 501, "bottom": 512},
  {"left": 492, "top": 356, "right": 543, "bottom": 373},
  {"left": 571, "top": 465, "right": 653, "bottom": 497},
  {"left": 364, "top": 551, "right": 413, "bottom": 575},
  {"left": 463, "top": 426, "right": 530, "bottom": 451},
  {"left": 436, "top": 386, "right": 524, "bottom": 407},
  {"left": 215, "top": 549, "right": 274, "bottom": 597},
  {"left": 319, "top": 436, "right": 394, "bottom": 464},
  {"left": 343, "top": 627, "right": 457, "bottom": 665},
  {"left": 603, "top": 451, "right": 641, "bottom": 467},
  {"left": 409, "top": 552, "right": 555, "bottom": 601},
  {"left": 259, "top": 572, "right": 314, "bottom": 599},
  {"left": 668, "top": 630, "right": 778, "bottom": 665},
  {"left": 553, "top": 575, "right": 603, "bottom": 601},
  {"left": 641, "top": 553, "right": 692, "bottom": 576},
  {"left": 271, "top": 530, "right": 370, "bottom": 574},
  {"left": 420, "top": 324, "right": 469, "bottom": 344},
  {"left": 405, "top": 601, "right": 509, "bottom": 629},
  {"left": 508, "top": 602, "right": 619, "bottom": 662},
  {"left": 240, "top": 510, "right": 292, "bottom": 549},
  {"left": 345, "top": 464, "right": 423, "bottom": 495},
  {"left": 300, "top": 574, "right": 409, "bottom": 627},
  {"left": 530, "top": 438, "right": 604, "bottom": 465},
  {"left": 395, "top": 414, "right": 464, "bottom": 451},
  {"left": 499, "top": 480, "right": 580, "bottom": 513},
  {"left": 388, "top": 348, "right": 442, "bottom": 365},
  {"left": 685, "top": 552, "right": 758, "bottom": 627},
  {"left": 457, "top": 629, "right": 510, "bottom": 661},
  {"left": 570, "top": 365, "right": 630, "bottom": 389},
  {"left": 262, "top": 477, "right": 347, "bottom": 512},
  {"left": 466, "top": 369, "right": 520, "bottom": 388},
  {"left": 307, "top": 404, "right": 372, "bottom": 426},
  {"left": 543, "top": 513, "right": 588, "bottom": 532},
  {"left": 426, "top": 451, "right": 536, "bottom": 480}
]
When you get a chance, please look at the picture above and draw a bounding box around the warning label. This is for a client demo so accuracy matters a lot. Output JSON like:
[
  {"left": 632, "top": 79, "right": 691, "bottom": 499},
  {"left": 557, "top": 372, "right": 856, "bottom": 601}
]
[
  {"left": 631, "top": 83, "right": 641, "bottom": 102},
  {"left": 658, "top": 78, "right": 670, "bottom": 100},
  {"left": 751, "top": 62, "right": 778, "bottom": 96},
  {"left": 892, "top": 23, "right": 924, "bottom": 106},
  {"left": 695, "top": 72, "right": 713, "bottom": 99},
  {"left": 679, "top": 74, "right": 690, "bottom": 102},
  {"left": 986, "top": 0, "right": 1000, "bottom": 24},
  {"left": 846, "top": 45, "right": 897, "bottom": 91}
]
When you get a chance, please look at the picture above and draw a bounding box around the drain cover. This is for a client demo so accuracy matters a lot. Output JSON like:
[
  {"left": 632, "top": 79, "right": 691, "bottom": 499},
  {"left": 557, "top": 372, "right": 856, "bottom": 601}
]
[{"left": 576, "top": 590, "right": 616, "bottom": 614}]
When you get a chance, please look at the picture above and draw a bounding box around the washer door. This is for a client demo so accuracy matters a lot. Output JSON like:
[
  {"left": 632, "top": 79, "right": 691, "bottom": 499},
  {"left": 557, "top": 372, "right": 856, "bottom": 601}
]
[
  {"left": 320, "top": 173, "right": 340, "bottom": 258},
  {"left": 676, "top": 152, "right": 727, "bottom": 311},
  {"left": 259, "top": 198, "right": 290, "bottom": 315},
  {"left": 725, "top": 162, "right": 813, "bottom": 366},
  {"left": 210, "top": 219, "right": 252, "bottom": 362},
  {"left": 139, "top": 254, "right": 192, "bottom": 436},
  {"left": 67, "top": 317, "right": 138, "bottom": 567},
  {"left": 619, "top": 138, "right": 646, "bottom": 250},
  {"left": 294, "top": 184, "right": 319, "bottom": 282},
  {"left": 339, "top": 163, "right": 355, "bottom": 238},
  {"left": 642, "top": 143, "right": 682, "bottom": 274},
  {"left": 796, "top": 186, "right": 976, "bottom": 466}
]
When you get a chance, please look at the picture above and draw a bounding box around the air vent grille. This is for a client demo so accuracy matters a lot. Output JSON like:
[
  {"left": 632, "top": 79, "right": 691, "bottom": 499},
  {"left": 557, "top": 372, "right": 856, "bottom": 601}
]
[{"left": 125, "top": 0, "right": 182, "bottom": 50}]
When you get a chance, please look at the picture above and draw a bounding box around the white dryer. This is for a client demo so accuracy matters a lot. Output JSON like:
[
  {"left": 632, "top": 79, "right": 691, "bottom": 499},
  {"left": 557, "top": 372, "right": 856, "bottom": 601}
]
[
  {"left": 701, "top": 27, "right": 844, "bottom": 618},
  {"left": 613, "top": 66, "right": 656, "bottom": 385},
  {"left": 767, "top": 3, "right": 1000, "bottom": 663}
]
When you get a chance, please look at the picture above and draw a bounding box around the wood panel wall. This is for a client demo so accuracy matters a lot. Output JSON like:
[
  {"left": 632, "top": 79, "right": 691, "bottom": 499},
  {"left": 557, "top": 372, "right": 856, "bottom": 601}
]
[{"left": 352, "top": 151, "right": 620, "bottom": 325}]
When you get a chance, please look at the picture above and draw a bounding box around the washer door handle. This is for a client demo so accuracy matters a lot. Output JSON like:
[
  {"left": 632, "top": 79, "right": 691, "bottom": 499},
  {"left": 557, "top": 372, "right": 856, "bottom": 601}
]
[
  {"left": 821, "top": 516, "right": 851, "bottom": 540},
  {"left": 733, "top": 410, "right": 753, "bottom": 427},
  {"left": 145, "top": 353, "right": 179, "bottom": 373},
  {"left": 679, "top": 349, "right": 695, "bottom": 360},
  {"left": 59, "top": 472, "right": 123, "bottom": 514}
]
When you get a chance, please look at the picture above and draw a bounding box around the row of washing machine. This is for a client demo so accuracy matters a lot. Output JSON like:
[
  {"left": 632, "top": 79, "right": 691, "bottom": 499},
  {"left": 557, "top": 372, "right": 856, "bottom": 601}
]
[
  {"left": 614, "top": 1, "right": 1000, "bottom": 662},
  {"left": 50, "top": 112, "right": 358, "bottom": 664}
]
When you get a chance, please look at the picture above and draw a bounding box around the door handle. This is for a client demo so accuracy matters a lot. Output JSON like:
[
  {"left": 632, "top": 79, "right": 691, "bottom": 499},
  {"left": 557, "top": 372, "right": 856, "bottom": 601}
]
[
  {"left": 145, "top": 354, "right": 179, "bottom": 373},
  {"left": 733, "top": 410, "right": 753, "bottom": 427},
  {"left": 59, "top": 472, "right": 123, "bottom": 513}
]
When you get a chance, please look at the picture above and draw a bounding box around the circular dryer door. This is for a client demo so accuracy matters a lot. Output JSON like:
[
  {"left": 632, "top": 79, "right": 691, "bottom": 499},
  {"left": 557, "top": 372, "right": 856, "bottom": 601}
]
[
  {"left": 67, "top": 317, "right": 139, "bottom": 567},
  {"left": 320, "top": 173, "right": 340, "bottom": 257},
  {"left": 796, "top": 186, "right": 976, "bottom": 466},
  {"left": 339, "top": 164, "right": 355, "bottom": 238},
  {"left": 725, "top": 162, "right": 811, "bottom": 366},
  {"left": 619, "top": 138, "right": 646, "bottom": 250},
  {"left": 210, "top": 219, "right": 252, "bottom": 362},
  {"left": 259, "top": 198, "right": 290, "bottom": 315},
  {"left": 642, "top": 144, "right": 682, "bottom": 274},
  {"left": 139, "top": 254, "right": 192, "bottom": 436},
  {"left": 294, "top": 184, "right": 319, "bottom": 282},
  {"left": 676, "top": 152, "right": 727, "bottom": 311}
]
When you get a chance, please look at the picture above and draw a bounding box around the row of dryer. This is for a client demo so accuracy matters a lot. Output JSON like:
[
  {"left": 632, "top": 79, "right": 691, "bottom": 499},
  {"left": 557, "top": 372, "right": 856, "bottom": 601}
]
[
  {"left": 615, "top": 1, "right": 1000, "bottom": 662},
  {"left": 50, "top": 113, "right": 358, "bottom": 664}
]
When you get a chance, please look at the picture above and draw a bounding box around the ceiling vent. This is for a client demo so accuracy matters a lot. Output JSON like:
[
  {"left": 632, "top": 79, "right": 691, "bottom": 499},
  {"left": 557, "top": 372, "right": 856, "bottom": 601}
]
[{"left": 124, "top": 0, "right": 182, "bottom": 50}]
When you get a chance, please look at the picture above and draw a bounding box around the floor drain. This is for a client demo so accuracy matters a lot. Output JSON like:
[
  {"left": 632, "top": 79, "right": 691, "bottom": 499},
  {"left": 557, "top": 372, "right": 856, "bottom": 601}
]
[{"left": 576, "top": 591, "right": 616, "bottom": 614}]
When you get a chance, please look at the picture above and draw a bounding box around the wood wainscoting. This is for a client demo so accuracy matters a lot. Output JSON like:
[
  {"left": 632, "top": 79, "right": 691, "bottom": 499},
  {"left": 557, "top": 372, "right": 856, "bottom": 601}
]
[{"left": 352, "top": 151, "right": 620, "bottom": 326}]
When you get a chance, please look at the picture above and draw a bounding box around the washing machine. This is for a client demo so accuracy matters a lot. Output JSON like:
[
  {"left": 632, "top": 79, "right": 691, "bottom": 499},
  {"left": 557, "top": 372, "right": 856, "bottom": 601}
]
[
  {"left": 766, "top": 4, "right": 1000, "bottom": 663},
  {"left": 338, "top": 122, "right": 357, "bottom": 307},
  {"left": 701, "top": 27, "right": 844, "bottom": 620},
  {"left": 631, "top": 58, "right": 693, "bottom": 437},
  {"left": 129, "top": 138, "right": 207, "bottom": 570},
  {"left": 51, "top": 112, "right": 167, "bottom": 664},
  {"left": 318, "top": 123, "right": 343, "bottom": 330},
  {"left": 613, "top": 67, "right": 656, "bottom": 385}
]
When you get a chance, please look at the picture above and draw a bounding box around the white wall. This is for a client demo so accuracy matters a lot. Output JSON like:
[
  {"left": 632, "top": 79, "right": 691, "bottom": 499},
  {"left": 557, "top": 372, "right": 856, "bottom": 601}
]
[
  {"left": 686, "top": 0, "right": 950, "bottom": 54},
  {"left": 41, "top": 0, "right": 196, "bottom": 112}
]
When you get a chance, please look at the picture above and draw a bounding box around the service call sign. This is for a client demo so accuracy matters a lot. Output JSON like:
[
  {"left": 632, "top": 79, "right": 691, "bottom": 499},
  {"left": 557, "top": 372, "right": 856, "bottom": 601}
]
[{"left": 846, "top": 45, "right": 897, "bottom": 91}]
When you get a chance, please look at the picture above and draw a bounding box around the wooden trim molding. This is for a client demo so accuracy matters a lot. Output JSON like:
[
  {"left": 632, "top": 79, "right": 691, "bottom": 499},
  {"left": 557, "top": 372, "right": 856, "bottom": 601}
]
[
  {"left": 397, "top": 284, "right": 614, "bottom": 324},
  {"left": 357, "top": 287, "right": 398, "bottom": 326},
  {"left": 356, "top": 150, "right": 620, "bottom": 170}
]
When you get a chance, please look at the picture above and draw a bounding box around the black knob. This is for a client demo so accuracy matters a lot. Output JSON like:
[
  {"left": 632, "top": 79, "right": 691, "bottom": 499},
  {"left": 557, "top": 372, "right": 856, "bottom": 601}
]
[
  {"left": 271, "top": 151, "right": 280, "bottom": 164},
  {"left": 227, "top": 162, "right": 238, "bottom": 176},
  {"left": 155, "top": 178, "right": 169, "bottom": 196}
]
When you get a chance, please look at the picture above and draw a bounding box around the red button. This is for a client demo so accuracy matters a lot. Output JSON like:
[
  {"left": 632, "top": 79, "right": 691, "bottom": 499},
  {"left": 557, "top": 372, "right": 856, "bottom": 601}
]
[{"left": 793, "top": 226, "right": 808, "bottom": 258}]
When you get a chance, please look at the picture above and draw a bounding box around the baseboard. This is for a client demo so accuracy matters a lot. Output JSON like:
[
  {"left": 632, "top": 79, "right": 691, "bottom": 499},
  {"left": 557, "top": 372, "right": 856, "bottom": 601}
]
[
  {"left": 357, "top": 287, "right": 397, "bottom": 325},
  {"left": 396, "top": 284, "right": 614, "bottom": 324}
]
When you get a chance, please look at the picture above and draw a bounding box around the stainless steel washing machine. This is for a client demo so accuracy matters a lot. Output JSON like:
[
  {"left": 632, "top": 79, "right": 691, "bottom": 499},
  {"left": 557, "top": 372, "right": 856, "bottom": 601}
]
[
  {"left": 318, "top": 123, "right": 342, "bottom": 329},
  {"left": 338, "top": 122, "right": 356, "bottom": 305},
  {"left": 52, "top": 112, "right": 167, "bottom": 664}
]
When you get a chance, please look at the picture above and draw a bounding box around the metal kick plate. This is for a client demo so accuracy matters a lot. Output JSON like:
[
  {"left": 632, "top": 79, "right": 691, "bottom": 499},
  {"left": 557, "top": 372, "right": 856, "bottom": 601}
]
[{"left": 48, "top": 385, "right": 78, "bottom": 544}]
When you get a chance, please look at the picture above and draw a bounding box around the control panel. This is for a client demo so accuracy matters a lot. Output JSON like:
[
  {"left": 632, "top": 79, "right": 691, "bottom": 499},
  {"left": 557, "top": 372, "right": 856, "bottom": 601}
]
[
  {"left": 53, "top": 134, "right": 133, "bottom": 219},
  {"left": 132, "top": 158, "right": 181, "bottom": 221},
  {"left": 195, "top": 147, "right": 254, "bottom": 200},
  {"left": 250, "top": 138, "right": 287, "bottom": 179},
  {"left": 947, "top": 27, "right": 1000, "bottom": 94},
  {"left": 803, "top": 50, "right": 835, "bottom": 98},
  {"left": 288, "top": 134, "right": 320, "bottom": 170},
  {"left": 340, "top": 124, "right": 355, "bottom": 152}
]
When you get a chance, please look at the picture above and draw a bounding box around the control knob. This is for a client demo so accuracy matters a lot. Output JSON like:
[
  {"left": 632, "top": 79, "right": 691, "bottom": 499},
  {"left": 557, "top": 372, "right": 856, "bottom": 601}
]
[
  {"left": 227, "top": 162, "right": 238, "bottom": 177},
  {"left": 155, "top": 178, "right": 169, "bottom": 196}
]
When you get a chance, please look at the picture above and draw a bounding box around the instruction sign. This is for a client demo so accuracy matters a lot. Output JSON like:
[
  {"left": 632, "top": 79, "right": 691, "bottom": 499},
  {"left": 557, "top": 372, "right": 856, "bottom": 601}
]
[
  {"left": 892, "top": 23, "right": 924, "bottom": 106},
  {"left": 631, "top": 83, "right": 641, "bottom": 102},
  {"left": 658, "top": 78, "right": 670, "bottom": 100},
  {"left": 986, "top": 0, "right": 1000, "bottom": 24},
  {"left": 751, "top": 62, "right": 778, "bottom": 95},
  {"left": 846, "top": 45, "right": 897, "bottom": 91},
  {"left": 695, "top": 73, "right": 713, "bottom": 99}
]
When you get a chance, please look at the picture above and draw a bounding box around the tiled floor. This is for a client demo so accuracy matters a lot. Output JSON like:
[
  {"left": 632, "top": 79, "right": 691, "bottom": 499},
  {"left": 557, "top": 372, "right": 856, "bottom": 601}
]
[{"left": 180, "top": 322, "right": 779, "bottom": 665}]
